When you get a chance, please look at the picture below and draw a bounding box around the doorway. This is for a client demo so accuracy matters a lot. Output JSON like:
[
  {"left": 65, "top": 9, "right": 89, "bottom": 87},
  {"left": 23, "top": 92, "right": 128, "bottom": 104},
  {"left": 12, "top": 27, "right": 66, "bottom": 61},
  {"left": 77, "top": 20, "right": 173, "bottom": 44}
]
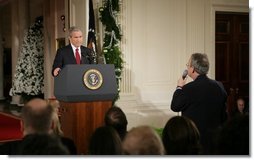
[
  {"left": 3, "top": 48, "right": 12, "bottom": 100},
  {"left": 215, "top": 12, "right": 249, "bottom": 117}
]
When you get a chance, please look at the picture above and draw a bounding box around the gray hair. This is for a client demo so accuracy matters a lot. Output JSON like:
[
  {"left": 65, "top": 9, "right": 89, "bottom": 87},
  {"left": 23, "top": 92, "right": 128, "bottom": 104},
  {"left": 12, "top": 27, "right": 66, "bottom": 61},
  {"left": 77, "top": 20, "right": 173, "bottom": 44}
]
[
  {"left": 68, "top": 26, "right": 82, "bottom": 37},
  {"left": 122, "top": 125, "right": 165, "bottom": 155},
  {"left": 190, "top": 53, "right": 209, "bottom": 75}
]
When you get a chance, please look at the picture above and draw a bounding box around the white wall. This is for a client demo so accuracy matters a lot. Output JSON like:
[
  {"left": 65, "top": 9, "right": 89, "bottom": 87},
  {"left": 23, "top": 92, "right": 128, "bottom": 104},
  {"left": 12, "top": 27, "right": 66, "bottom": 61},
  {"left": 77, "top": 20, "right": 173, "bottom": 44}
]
[
  {"left": 115, "top": 0, "right": 249, "bottom": 130},
  {"left": 57, "top": 0, "right": 248, "bottom": 130},
  {"left": 69, "top": 0, "right": 89, "bottom": 44}
]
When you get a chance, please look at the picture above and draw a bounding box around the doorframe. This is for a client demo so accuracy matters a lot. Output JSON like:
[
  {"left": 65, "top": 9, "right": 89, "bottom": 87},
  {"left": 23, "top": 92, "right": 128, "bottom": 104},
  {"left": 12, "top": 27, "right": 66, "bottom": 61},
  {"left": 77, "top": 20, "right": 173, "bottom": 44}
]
[
  {"left": 209, "top": 2, "right": 248, "bottom": 79},
  {"left": 211, "top": 3, "right": 249, "bottom": 118}
]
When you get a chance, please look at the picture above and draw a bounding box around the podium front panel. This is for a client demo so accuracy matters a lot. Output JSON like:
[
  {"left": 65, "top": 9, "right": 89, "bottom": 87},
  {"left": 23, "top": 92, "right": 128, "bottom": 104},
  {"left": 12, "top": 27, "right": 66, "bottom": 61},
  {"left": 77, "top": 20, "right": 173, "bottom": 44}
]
[{"left": 54, "top": 64, "right": 117, "bottom": 102}]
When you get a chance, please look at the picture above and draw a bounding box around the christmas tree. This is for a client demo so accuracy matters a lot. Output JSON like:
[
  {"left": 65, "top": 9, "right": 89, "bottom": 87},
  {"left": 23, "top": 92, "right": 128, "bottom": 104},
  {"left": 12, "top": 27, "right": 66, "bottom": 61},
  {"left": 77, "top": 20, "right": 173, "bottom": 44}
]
[{"left": 9, "top": 16, "right": 44, "bottom": 100}]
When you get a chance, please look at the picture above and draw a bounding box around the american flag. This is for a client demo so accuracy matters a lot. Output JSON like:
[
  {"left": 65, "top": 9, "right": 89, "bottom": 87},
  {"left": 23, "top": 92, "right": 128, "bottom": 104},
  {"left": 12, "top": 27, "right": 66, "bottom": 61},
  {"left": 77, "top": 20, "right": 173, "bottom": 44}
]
[{"left": 87, "top": 0, "right": 97, "bottom": 54}]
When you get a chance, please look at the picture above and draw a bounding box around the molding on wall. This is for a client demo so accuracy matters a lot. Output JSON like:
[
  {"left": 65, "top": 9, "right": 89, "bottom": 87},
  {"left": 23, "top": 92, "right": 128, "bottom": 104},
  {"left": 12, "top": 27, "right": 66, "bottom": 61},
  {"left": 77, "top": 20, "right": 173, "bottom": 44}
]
[
  {"left": 118, "top": 0, "right": 132, "bottom": 94},
  {"left": 69, "top": 0, "right": 88, "bottom": 45}
]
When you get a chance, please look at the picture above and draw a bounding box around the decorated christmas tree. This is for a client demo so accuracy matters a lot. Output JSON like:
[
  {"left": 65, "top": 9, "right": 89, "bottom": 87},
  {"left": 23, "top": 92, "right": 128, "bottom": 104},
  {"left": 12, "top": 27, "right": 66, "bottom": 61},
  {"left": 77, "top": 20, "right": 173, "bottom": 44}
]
[{"left": 9, "top": 16, "right": 44, "bottom": 101}]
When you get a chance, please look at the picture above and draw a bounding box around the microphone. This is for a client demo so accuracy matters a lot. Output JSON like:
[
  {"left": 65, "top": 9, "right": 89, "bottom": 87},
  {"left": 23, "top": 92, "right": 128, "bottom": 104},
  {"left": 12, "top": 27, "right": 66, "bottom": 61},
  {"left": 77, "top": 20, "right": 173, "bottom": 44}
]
[
  {"left": 182, "top": 69, "right": 188, "bottom": 79},
  {"left": 88, "top": 50, "right": 97, "bottom": 64}
]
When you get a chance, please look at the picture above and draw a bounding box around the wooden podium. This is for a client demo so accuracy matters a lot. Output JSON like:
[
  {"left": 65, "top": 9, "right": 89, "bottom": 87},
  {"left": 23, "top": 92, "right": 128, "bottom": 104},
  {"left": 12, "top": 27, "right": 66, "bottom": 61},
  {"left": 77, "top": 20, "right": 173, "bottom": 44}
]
[{"left": 54, "top": 64, "right": 117, "bottom": 154}]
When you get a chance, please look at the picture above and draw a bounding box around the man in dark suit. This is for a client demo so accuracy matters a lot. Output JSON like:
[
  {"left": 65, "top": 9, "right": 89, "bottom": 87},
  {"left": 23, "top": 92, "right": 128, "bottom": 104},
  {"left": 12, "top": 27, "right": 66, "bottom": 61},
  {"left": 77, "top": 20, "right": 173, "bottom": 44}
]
[
  {"left": 170, "top": 53, "right": 227, "bottom": 154},
  {"left": 52, "top": 26, "right": 96, "bottom": 77},
  {"left": 0, "top": 98, "right": 72, "bottom": 155},
  {"left": 0, "top": 98, "right": 66, "bottom": 154}
]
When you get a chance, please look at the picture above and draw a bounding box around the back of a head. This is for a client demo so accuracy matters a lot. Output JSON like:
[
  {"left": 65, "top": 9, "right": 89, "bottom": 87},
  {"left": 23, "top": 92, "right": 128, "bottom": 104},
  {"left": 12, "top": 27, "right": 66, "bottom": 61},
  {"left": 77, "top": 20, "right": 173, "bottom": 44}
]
[
  {"left": 47, "top": 99, "right": 64, "bottom": 136},
  {"left": 22, "top": 98, "right": 53, "bottom": 135},
  {"left": 190, "top": 53, "right": 209, "bottom": 75},
  {"left": 104, "top": 106, "right": 128, "bottom": 140},
  {"left": 162, "top": 116, "right": 201, "bottom": 155},
  {"left": 18, "top": 133, "right": 69, "bottom": 155},
  {"left": 122, "top": 125, "right": 165, "bottom": 155},
  {"left": 88, "top": 126, "right": 123, "bottom": 155},
  {"left": 216, "top": 114, "right": 249, "bottom": 155}
]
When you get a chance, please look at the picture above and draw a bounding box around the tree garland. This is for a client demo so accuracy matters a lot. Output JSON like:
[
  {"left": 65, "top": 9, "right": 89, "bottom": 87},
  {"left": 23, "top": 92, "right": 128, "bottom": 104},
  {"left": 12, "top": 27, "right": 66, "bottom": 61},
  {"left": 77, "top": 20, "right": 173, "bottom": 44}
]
[{"left": 99, "top": 0, "right": 123, "bottom": 100}]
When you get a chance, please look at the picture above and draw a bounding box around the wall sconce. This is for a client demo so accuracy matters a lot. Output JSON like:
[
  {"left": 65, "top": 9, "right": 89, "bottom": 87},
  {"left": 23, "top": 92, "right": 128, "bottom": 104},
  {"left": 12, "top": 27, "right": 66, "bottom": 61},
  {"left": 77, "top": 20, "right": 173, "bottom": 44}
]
[{"left": 61, "top": 15, "right": 66, "bottom": 32}]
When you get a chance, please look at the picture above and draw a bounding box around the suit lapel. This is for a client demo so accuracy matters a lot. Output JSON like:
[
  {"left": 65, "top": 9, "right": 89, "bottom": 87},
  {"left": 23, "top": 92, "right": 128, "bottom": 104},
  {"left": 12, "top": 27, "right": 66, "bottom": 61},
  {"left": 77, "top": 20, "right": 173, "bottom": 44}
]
[
  {"left": 67, "top": 45, "right": 77, "bottom": 64},
  {"left": 66, "top": 45, "right": 90, "bottom": 64},
  {"left": 81, "top": 46, "right": 89, "bottom": 64}
]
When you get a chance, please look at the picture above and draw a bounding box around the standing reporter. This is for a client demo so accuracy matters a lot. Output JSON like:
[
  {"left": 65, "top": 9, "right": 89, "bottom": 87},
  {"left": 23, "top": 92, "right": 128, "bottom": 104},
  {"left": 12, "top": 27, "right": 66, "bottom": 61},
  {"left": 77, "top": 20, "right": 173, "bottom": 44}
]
[{"left": 170, "top": 53, "right": 227, "bottom": 154}]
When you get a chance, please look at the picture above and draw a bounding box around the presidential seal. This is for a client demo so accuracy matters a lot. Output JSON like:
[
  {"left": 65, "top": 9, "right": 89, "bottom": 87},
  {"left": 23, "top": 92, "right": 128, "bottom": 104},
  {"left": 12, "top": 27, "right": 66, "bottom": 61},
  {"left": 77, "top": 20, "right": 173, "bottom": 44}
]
[{"left": 83, "top": 69, "right": 103, "bottom": 90}]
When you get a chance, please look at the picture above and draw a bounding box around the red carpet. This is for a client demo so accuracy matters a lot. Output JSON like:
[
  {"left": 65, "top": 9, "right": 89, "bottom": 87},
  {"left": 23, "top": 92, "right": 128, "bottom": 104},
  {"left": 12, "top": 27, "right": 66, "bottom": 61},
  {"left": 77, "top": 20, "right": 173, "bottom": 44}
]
[{"left": 0, "top": 112, "right": 23, "bottom": 142}]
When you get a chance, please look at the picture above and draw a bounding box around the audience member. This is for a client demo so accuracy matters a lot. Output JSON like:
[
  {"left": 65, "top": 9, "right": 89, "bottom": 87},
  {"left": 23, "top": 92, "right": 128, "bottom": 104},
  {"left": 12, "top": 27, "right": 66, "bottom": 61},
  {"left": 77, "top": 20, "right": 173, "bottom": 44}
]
[
  {"left": 214, "top": 114, "right": 249, "bottom": 155},
  {"left": 88, "top": 126, "right": 123, "bottom": 155},
  {"left": 22, "top": 98, "right": 53, "bottom": 135},
  {"left": 47, "top": 99, "right": 77, "bottom": 155},
  {"left": 232, "top": 98, "right": 248, "bottom": 117},
  {"left": 162, "top": 116, "right": 201, "bottom": 155},
  {"left": 236, "top": 98, "right": 245, "bottom": 113},
  {"left": 47, "top": 99, "right": 63, "bottom": 135},
  {"left": 17, "top": 133, "right": 69, "bottom": 155},
  {"left": 122, "top": 125, "right": 165, "bottom": 155},
  {"left": 104, "top": 105, "right": 128, "bottom": 140},
  {"left": 0, "top": 98, "right": 69, "bottom": 155},
  {"left": 170, "top": 53, "right": 227, "bottom": 154}
]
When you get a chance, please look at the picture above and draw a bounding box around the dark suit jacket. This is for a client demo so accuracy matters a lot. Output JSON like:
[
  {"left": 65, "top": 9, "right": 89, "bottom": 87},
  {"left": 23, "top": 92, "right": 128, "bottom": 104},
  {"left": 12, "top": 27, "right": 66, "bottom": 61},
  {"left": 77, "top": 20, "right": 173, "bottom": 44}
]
[
  {"left": 171, "top": 75, "right": 227, "bottom": 153},
  {"left": 0, "top": 139, "right": 22, "bottom": 155},
  {"left": 0, "top": 135, "right": 76, "bottom": 155},
  {"left": 60, "top": 137, "right": 77, "bottom": 155},
  {"left": 52, "top": 44, "right": 93, "bottom": 76}
]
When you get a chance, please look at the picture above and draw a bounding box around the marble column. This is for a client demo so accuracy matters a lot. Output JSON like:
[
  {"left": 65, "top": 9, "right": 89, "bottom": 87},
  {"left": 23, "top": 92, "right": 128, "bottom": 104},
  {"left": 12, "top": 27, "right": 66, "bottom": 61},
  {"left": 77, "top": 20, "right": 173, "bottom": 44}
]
[
  {"left": 10, "top": 1, "right": 20, "bottom": 104},
  {"left": 10, "top": 0, "right": 29, "bottom": 104}
]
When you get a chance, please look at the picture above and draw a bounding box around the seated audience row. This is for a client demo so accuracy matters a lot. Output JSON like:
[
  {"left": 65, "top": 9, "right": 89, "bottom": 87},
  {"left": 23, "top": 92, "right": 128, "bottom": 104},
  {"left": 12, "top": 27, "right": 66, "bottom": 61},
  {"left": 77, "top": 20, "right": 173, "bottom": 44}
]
[
  {"left": 96, "top": 105, "right": 249, "bottom": 155},
  {"left": 0, "top": 98, "right": 249, "bottom": 155},
  {"left": 89, "top": 106, "right": 165, "bottom": 155}
]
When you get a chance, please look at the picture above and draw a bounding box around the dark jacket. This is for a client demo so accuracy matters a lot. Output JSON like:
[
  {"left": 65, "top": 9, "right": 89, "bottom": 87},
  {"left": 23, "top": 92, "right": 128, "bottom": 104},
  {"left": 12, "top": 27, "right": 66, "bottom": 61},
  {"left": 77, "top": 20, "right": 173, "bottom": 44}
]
[
  {"left": 0, "top": 135, "right": 76, "bottom": 155},
  {"left": 171, "top": 75, "right": 227, "bottom": 154},
  {"left": 0, "top": 139, "right": 22, "bottom": 155},
  {"left": 60, "top": 137, "right": 77, "bottom": 155},
  {"left": 52, "top": 44, "right": 93, "bottom": 76}
]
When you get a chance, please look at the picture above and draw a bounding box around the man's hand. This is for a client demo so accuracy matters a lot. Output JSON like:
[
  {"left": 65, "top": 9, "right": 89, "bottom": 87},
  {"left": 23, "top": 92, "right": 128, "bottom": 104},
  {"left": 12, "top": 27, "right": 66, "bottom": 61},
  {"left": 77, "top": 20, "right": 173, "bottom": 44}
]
[
  {"left": 177, "top": 76, "right": 187, "bottom": 87},
  {"left": 53, "top": 68, "right": 61, "bottom": 76}
]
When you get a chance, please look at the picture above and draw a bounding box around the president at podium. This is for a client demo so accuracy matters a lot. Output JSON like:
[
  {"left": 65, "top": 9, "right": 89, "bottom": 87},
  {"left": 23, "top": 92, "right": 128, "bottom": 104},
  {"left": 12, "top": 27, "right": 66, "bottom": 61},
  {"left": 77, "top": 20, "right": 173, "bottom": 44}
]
[{"left": 52, "top": 26, "right": 96, "bottom": 77}]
